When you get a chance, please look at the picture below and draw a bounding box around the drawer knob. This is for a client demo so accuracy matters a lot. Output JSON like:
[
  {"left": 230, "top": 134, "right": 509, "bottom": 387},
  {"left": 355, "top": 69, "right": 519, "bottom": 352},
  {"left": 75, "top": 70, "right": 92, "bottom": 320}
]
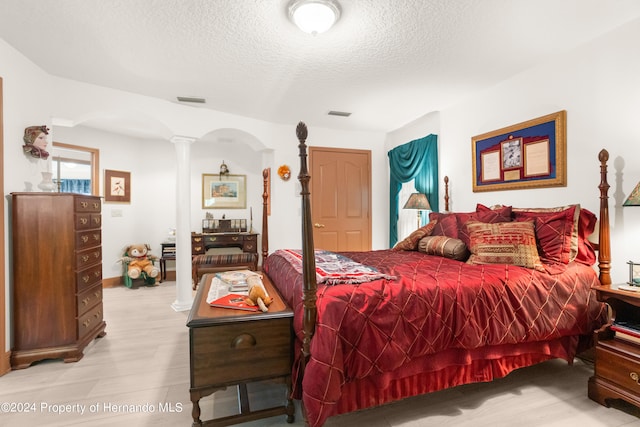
[
  {"left": 631, "top": 372, "right": 640, "bottom": 385},
  {"left": 232, "top": 333, "right": 256, "bottom": 349}
]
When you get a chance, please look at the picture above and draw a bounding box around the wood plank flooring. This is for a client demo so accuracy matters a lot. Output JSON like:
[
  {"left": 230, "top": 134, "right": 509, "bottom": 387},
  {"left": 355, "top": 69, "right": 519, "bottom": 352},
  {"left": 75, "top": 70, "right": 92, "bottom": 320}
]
[{"left": 1, "top": 281, "right": 640, "bottom": 426}]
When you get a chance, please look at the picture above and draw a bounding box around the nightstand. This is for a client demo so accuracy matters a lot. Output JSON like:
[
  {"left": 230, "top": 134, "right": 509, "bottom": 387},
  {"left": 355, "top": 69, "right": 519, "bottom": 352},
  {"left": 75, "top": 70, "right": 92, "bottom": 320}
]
[
  {"left": 588, "top": 283, "right": 640, "bottom": 409},
  {"left": 186, "top": 273, "right": 295, "bottom": 426}
]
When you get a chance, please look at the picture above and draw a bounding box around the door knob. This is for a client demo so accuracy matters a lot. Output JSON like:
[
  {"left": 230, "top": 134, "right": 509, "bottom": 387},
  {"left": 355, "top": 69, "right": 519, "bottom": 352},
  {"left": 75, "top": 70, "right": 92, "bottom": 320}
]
[{"left": 314, "top": 223, "right": 325, "bottom": 228}]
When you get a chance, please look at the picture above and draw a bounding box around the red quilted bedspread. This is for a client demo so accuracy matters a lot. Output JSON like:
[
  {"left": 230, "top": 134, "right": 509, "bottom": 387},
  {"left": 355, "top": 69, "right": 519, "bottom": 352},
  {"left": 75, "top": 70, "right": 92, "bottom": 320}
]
[{"left": 263, "top": 249, "right": 606, "bottom": 426}]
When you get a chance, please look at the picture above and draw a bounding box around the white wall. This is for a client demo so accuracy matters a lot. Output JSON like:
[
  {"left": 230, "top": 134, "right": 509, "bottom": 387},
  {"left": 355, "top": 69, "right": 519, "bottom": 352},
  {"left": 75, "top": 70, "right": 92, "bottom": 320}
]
[{"left": 392, "top": 18, "right": 640, "bottom": 284}]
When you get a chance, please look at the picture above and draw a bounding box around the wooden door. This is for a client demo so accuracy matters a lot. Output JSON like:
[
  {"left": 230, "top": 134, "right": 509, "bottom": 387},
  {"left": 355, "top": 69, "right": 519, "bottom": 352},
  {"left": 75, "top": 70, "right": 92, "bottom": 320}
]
[{"left": 309, "top": 147, "right": 371, "bottom": 252}]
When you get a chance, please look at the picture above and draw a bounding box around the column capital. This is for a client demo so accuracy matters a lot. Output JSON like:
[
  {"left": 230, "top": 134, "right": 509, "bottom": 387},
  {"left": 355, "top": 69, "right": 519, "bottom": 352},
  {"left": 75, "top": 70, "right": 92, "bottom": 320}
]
[{"left": 170, "top": 135, "right": 197, "bottom": 144}]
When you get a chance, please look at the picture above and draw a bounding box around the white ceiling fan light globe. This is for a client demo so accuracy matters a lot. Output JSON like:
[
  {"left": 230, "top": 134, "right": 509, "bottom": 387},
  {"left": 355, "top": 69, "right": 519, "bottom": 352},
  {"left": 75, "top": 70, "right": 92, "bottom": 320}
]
[{"left": 288, "top": 0, "right": 341, "bottom": 35}]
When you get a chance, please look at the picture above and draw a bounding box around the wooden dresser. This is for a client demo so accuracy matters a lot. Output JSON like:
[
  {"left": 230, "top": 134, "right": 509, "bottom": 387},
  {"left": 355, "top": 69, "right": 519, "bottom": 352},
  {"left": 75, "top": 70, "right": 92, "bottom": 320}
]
[{"left": 10, "top": 193, "right": 106, "bottom": 369}]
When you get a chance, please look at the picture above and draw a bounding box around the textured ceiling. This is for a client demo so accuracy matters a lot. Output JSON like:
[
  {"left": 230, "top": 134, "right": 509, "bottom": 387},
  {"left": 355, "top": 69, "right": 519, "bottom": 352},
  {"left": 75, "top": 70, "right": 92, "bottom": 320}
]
[{"left": 2, "top": 0, "right": 640, "bottom": 135}]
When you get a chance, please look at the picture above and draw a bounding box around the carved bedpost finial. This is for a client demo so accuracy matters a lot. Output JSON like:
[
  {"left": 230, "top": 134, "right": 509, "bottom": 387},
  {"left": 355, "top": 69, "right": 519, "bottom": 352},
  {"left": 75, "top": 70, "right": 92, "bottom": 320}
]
[
  {"left": 598, "top": 149, "right": 609, "bottom": 163},
  {"left": 296, "top": 121, "right": 308, "bottom": 141}
]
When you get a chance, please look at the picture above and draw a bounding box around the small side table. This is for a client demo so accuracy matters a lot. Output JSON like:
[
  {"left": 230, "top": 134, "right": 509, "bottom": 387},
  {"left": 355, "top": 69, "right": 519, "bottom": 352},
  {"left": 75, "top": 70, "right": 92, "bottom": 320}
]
[
  {"left": 159, "top": 242, "right": 176, "bottom": 282},
  {"left": 589, "top": 283, "right": 640, "bottom": 409}
]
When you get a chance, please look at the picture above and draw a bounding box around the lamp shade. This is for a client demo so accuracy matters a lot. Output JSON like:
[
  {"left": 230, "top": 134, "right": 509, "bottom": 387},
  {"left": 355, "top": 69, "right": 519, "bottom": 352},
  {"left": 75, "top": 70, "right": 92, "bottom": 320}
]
[
  {"left": 403, "top": 193, "right": 431, "bottom": 210},
  {"left": 624, "top": 181, "right": 640, "bottom": 206}
]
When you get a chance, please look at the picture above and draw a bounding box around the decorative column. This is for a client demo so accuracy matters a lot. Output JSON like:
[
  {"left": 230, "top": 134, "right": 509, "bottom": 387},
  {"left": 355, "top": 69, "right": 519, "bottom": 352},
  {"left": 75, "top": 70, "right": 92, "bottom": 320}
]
[{"left": 170, "top": 135, "right": 196, "bottom": 311}]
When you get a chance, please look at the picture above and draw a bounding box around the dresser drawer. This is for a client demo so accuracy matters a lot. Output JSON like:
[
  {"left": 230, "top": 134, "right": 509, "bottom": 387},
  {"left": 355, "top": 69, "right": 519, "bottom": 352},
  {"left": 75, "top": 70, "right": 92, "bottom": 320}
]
[
  {"left": 595, "top": 344, "right": 640, "bottom": 393},
  {"left": 76, "top": 229, "right": 102, "bottom": 250},
  {"left": 77, "top": 284, "right": 103, "bottom": 316},
  {"left": 77, "top": 264, "right": 102, "bottom": 292},
  {"left": 76, "top": 213, "right": 102, "bottom": 230},
  {"left": 191, "top": 317, "right": 292, "bottom": 387},
  {"left": 76, "top": 247, "right": 102, "bottom": 269},
  {"left": 78, "top": 303, "right": 103, "bottom": 339},
  {"left": 74, "top": 196, "right": 101, "bottom": 213}
]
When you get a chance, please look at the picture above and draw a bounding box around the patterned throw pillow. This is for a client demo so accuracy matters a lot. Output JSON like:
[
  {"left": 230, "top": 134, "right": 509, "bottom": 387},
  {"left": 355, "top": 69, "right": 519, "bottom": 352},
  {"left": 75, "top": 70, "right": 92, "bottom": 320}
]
[
  {"left": 465, "top": 220, "right": 544, "bottom": 271},
  {"left": 418, "top": 236, "right": 470, "bottom": 261},
  {"left": 392, "top": 221, "right": 438, "bottom": 251}
]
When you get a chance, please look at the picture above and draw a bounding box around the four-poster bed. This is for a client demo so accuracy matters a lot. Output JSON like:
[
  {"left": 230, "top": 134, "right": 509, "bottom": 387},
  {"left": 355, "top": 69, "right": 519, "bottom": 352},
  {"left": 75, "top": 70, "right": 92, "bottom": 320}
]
[{"left": 259, "top": 122, "right": 612, "bottom": 426}]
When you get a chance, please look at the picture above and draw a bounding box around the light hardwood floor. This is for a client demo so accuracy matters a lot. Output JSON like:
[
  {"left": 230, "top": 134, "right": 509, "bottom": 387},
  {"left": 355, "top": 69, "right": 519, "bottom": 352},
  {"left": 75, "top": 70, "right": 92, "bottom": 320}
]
[{"left": 2, "top": 281, "right": 640, "bottom": 427}]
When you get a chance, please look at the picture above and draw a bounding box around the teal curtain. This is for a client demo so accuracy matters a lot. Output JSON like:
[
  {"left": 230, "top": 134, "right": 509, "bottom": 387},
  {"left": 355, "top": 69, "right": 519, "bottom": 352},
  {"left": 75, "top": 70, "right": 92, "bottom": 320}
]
[{"left": 388, "top": 134, "right": 438, "bottom": 247}]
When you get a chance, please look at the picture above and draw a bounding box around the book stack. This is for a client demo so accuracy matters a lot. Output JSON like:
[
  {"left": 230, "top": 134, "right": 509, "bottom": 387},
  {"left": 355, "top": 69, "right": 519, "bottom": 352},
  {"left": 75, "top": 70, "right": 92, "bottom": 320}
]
[
  {"left": 215, "top": 270, "right": 261, "bottom": 293},
  {"left": 611, "top": 320, "right": 640, "bottom": 345}
]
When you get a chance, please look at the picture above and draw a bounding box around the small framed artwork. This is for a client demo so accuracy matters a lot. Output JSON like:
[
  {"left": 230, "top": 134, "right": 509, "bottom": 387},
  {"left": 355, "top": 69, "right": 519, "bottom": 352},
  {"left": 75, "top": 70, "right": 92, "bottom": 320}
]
[
  {"left": 202, "top": 174, "right": 246, "bottom": 209},
  {"left": 471, "top": 110, "right": 566, "bottom": 192},
  {"left": 104, "top": 169, "right": 131, "bottom": 203}
]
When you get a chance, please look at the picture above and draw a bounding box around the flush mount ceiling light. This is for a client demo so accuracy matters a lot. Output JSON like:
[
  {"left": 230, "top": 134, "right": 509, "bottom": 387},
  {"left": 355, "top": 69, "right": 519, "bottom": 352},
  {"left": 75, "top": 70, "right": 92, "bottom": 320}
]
[{"left": 288, "top": 0, "right": 341, "bottom": 35}]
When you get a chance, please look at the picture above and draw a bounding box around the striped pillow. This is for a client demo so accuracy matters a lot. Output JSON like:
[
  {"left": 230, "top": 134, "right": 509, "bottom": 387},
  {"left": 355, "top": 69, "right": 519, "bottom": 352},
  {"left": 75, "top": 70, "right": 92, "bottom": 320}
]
[{"left": 465, "top": 220, "right": 544, "bottom": 271}]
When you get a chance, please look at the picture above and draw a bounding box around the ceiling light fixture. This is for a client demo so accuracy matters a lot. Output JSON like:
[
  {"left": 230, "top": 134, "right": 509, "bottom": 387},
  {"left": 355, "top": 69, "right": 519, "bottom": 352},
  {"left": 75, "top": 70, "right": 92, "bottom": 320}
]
[{"left": 288, "top": 0, "right": 341, "bottom": 35}]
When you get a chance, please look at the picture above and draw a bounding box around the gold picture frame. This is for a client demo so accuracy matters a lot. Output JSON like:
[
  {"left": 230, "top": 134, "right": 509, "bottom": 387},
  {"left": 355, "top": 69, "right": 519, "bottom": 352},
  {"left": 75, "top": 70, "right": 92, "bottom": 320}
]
[
  {"left": 471, "top": 111, "right": 566, "bottom": 192},
  {"left": 202, "top": 174, "right": 246, "bottom": 209},
  {"left": 104, "top": 169, "right": 131, "bottom": 203}
]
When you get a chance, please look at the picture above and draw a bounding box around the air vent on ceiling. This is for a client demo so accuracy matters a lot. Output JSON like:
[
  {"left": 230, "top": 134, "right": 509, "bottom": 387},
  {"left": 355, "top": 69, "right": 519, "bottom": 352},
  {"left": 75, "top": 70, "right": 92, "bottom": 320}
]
[
  {"left": 177, "top": 96, "right": 206, "bottom": 104},
  {"left": 328, "top": 110, "right": 351, "bottom": 117}
]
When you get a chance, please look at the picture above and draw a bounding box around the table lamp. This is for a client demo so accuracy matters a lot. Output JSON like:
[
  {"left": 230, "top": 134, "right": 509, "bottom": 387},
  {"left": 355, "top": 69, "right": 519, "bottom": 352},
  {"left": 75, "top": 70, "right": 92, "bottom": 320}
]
[
  {"left": 403, "top": 193, "right": 431, "bottom": 229},
  {"left": 623, "top": 181, "right": 640, "bottom": 206}
]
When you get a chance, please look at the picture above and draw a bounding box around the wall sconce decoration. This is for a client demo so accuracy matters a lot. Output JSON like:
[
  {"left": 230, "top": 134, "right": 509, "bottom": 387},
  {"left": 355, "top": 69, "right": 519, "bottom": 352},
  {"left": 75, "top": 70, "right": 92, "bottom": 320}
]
[
  {"left": 219, "top": 160, "right": 230, "bottom": 179},
  {"left": 278, "top": 165, "right": 291, "bottom": 181},
  {"left": 623, "top": 181, "right": 640, "bottom": 206},
  {"left": 628, "top": 261, "right": 640, "bottom": 285},
  {"left": 23, "top": 125, "right": 50, "bottom": 159}
]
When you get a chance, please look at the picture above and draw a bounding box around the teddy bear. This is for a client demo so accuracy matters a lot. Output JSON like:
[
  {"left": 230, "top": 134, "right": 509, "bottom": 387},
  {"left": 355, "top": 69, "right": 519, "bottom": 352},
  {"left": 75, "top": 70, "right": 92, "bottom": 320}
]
[
  {"left": 121, "top": 244, "right": 159, "bottom": 285},
  {"left": 243, "top": 275, "right": 273, "bottom": 312}
]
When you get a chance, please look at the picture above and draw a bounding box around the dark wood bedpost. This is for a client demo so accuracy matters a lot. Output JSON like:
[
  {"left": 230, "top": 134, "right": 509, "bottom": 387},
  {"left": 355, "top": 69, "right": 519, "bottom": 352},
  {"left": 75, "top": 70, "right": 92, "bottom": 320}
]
[
  {"left": 296, "top": 122, "right": 318, "bottom": 366},
  {"left": 598, "top": 149, "right": 611, "bottom": 286},
  {"left": 444, "top": 176, "right": 449, "bottom": 212},
  {"left": 262, "top": 168, "right": 270, "bottom": 263}
]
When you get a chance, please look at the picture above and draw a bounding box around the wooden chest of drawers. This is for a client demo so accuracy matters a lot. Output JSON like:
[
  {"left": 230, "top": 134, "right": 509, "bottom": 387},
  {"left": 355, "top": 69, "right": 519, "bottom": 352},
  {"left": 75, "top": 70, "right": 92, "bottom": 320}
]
[{"left": 10, "top": 193, "right": 106, "bottom": 369}]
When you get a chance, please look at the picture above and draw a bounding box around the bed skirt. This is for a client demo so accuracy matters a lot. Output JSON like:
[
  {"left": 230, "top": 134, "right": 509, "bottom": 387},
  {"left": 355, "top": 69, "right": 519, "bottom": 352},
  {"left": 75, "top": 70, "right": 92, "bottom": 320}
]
[{"left": 299, "top": 334, "right": 591, "bottom": 426}]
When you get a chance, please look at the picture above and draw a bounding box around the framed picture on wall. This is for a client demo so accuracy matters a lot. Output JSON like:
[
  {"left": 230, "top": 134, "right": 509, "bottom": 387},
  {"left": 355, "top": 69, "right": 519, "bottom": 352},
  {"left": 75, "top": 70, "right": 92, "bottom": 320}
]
[
  {"left": 104, "top": 169, "right": 131, "bottom": 203},
  {"left": 471, "top": 110, "right": 566, "bottom": 192},
  {"left": 202, "top": 174, "right": 246, "bottom": 209}
]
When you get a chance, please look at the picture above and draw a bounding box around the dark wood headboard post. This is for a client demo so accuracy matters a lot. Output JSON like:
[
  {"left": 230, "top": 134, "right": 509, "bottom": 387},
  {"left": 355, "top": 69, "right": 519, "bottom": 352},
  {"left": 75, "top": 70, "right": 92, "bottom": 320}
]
[
  {"left": 262, "top": 168, "right": 270, "bottom": 263},
  {"left": 296, "top": 122, "right": 318, "bottom": 366},
  {"left": 598, "top": 149, "right": 611, "bottom": 286},
  {"left": 444, "top": 176, "right": 449, "bottom": 212}
]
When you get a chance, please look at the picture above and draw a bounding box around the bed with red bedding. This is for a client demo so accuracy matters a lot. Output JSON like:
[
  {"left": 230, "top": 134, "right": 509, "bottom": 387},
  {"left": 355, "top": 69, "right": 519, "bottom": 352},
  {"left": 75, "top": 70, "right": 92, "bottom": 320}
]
[{"left": 260, "top": 123, "right": 612, "bottom": 427}]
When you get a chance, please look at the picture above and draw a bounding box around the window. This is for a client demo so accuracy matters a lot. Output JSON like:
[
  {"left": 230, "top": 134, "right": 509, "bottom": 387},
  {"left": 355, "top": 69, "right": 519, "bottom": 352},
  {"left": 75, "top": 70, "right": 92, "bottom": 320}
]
[{"left": 51, "top": 142, "right": 99, "bottom": 195}]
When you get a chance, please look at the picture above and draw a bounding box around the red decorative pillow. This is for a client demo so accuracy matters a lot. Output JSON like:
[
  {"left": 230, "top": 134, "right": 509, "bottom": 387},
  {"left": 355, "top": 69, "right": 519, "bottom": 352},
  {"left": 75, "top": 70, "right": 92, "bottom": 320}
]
[
  {"left": 465, "top": 220, "right": 544, "bottom": 271},
  {"left": 575, "top": 208, "right": 597, "bottom": 266},
  {"left": 392, "top": 221, "right": 438, "bottom": 251},
  {"left": 429, "top": 213, "right": 459, "bottom": 239},
  {"left": 518, "top": 209, "right": 575, "bottom": 265},
  {"left": 430, "top": 206, "right": 512, "bottom": 248},
  {"left": 512, "top": 205, "right": 580, "bottom": 262}
]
